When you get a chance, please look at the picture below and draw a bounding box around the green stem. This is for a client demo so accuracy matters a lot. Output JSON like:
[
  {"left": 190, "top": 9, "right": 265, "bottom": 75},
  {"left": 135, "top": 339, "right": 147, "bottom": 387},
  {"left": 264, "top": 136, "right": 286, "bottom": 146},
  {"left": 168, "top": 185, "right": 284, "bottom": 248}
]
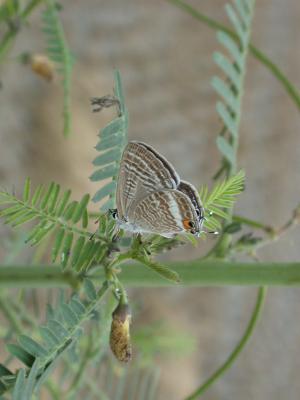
[
  {"left": 185, "top": 286, "right": 267, "bottom": 399},
  {"left": 1, "top": 261, "right": 300, "bottom": 287},
  {"left": 167, "top": 0, "right": 300, "bottom": 111},
  {"left": 0, "top": 266, "right": 79, "bottom": 287}
]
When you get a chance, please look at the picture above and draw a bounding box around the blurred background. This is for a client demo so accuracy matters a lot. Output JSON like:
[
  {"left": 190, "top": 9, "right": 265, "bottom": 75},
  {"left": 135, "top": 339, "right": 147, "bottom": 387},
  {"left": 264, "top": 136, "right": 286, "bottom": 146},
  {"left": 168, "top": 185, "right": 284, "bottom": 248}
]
[{"left": 1, "top": 0, "right": 300, "bottom": 399}]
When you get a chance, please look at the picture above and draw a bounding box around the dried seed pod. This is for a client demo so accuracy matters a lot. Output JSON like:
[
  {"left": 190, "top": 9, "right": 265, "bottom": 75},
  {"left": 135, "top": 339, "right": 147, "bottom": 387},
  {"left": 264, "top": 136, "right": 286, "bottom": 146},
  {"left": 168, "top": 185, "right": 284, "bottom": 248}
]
[
  {"left": 109, "top": 302, "right": 132, "bottom": 362},
  {"left": 30, "top": 54, "right": 55, "bottom": 82}
]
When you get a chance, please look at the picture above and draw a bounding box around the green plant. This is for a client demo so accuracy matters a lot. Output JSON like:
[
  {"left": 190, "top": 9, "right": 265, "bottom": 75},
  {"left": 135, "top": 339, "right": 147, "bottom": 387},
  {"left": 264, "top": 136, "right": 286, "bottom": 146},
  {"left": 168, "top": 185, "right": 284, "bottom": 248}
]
[{"left": 0, "top": 0, "right": 299, "bottom": 399}]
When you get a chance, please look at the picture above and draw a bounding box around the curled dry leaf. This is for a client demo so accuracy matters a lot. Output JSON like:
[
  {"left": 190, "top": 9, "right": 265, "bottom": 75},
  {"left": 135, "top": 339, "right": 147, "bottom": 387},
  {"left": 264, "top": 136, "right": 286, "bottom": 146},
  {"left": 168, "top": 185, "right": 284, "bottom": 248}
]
[{"left": 109, "top": 302, "right": 132, "bottom": 362}]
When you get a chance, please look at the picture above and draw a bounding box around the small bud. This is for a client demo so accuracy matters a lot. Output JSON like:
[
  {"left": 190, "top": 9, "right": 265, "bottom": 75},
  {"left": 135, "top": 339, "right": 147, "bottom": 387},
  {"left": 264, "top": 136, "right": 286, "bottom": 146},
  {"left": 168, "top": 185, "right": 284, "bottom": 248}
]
[
  {"left": 30, "top": 54, "right": 55, "bottom": 82},
  {"left": 109, "top": 302, "right": 132, "bottom": 362}
]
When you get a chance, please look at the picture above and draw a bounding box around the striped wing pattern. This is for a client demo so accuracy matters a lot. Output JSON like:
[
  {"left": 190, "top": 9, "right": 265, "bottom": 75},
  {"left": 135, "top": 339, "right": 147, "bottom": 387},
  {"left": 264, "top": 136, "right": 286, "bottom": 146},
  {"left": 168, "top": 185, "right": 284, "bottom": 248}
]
[
  {"left": 116, "top": 141, "right": 203, "bottom": 236},
  {"left": 178, "top": 181, "right": 204, "bottom": 221},
  {"left": 132, "top": 190, "right": 198, "bottom": 236},
  {"left": 116, "top": 141, "right": 179, "bottom": 219}
]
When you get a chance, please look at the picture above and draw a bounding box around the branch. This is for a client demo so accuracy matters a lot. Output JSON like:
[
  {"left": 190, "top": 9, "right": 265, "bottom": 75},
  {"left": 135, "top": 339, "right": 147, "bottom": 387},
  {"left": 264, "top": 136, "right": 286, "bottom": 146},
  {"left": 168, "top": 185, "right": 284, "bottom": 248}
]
[{"left": 1, "top": 261, "right": 300, "bottom": 287}]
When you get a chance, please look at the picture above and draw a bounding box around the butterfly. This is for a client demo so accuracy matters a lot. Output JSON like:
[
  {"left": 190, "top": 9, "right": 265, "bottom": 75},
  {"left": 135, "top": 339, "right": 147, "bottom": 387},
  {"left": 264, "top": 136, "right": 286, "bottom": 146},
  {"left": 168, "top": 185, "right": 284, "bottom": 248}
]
[{"left": 111, "top": 141, "right": 204, "bottom": 238}]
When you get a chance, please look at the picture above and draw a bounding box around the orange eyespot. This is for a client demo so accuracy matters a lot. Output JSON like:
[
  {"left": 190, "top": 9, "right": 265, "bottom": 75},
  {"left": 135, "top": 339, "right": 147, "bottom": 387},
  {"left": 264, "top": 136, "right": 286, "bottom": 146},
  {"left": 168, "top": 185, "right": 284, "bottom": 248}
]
[{"left": 183, "top": 219, "right": 195, "bottom": 230}]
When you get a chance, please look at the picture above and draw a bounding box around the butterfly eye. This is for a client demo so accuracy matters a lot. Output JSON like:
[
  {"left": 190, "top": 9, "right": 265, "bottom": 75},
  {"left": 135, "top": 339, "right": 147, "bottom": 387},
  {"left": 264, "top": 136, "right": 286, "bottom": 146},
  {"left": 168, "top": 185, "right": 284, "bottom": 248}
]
[
  {"left": 188, "top": 221, "right": 195, "bottom": 228},
  {"left": 109, "top": 209, "right": 118, "bottom": 219}
]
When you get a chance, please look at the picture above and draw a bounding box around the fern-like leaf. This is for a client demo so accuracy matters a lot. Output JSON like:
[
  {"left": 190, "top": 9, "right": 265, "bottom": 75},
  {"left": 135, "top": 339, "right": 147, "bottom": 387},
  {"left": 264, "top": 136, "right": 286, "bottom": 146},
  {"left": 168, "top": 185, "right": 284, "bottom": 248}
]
[
  {"left": 42, "top": 0, "right": 74, "bottom": 136},
  {"left": 0, "top": 179, "right": 109, "bottom": 271},
  {"left": 200, "top": 170, "right": 245, "bottom": 231},
  {"left": 91, "top": 70, "right": 128, "bottom": 211},
  {"left": 212, "top": 0, "right": 255, "bottom": 175},
  {"left": 135, "top": 256, "right": 180, "bottom": 284},
  {"left": 7, "top": 281, "right": 109, "bottom": 396}
]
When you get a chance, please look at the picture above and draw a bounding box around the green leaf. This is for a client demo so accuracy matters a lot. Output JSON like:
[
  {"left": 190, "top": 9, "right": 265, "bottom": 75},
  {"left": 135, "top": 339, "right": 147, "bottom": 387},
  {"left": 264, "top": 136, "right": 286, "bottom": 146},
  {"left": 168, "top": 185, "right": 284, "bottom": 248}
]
[
  {"left": 234, "top": 0, "right": 249, "bottom": 27},
  {"left": 29, "top": 221, "right": 55, "bottom": 246},
  {"left": 52, "top": 227, "right": 65, "bottom": 262},
  {"left": 47, "top": 320, "right": 69, "bottom": 340},
  {"left": 6, "top": 344, "right": 35, "bottom": 367},
  {"left": 0, "top": 365, "right": 13, "bottom": 378},
  {"left": 18, "top": 335, "right": 47, "bottom": 358},
  {"left": 82, "top": 208, "right": 89, "bottom": 228},
  {"left": 91, "top": 70, "right": 128, "bottom": 208},
  {"left": 10, "top": 211, "right": 37, "bottom": 227},
  {"left": 81, "top": 241, "right": 99, "bottom": 271},
  {"left": 114, "top": 69, "right": 126, "bottom": 114},
  {"left": 5, "top": 209, "right": 30, "bottom": 225},
  {"left": 47, "top": 183, "right": 60, "bottom": 213},
  {"left": 208, "top": 205, "right": 229, "bottom": 219},
  {"left": 211, "top": 76, "right": 237, "bottom": 112},
  {"left": 217, "top": 31, "right": 242, "bottom": 71},
  {"left": 92, "top": 181, "right": 117, "bottom": 203},
  {"left": 83, "top": 279, "right": 97, "bottom": 300},
  {"left": 22, "top": 359, "right": 40, "bottom": 400},
  {"left": 95, "top": 133, "right": 122, "bottom": 151},
  {"left": 71, "top": 236, "right": 85, "bottom": 267},
  {"left": 90, "top": 164, "right": 119, "bottom": 182},
  {"left": 39, "top": 326, "right": 60, "bottom": 348},
  {"left": 40, "top": 182, "right": 55, "bottom": 209},
  {"left": 225, "top": 4, "right": 245, "bottom": 47},
  {"left": 100, "top": 118, "right": 123, "bottom": 138},
  {"left": 63, "top": 200, "right": 78, "bottom": 220},
  {"left": 31, "top": 184, "right": 44, "bottom": 207},
  {"left": 42, "top": 0, "right": 73, "bottom": 136},
  {"left": 100, "top": 197, "right": 116, "bottom": 212},
  {"left": 93, "top": 148, "right": 122, "bottom": 167},
  {"left": 69, "top": 298, "right": 86, "bottom": 316},
  {"left": 216, "top": 101, "right": 237, "bottom": 138},
  {"left": 73, "top": 240, "right": 93, "bottom": 271},
  {"left": 213, "top": 52, "right": 240, "bottom": 90},
  {"left": 72, "top": 194, "right": 90, "bottom": 224},
  {"left": 61, "top": 232, "right": 73, "bottom": 269},
  {"left": 61, "top": 303, "right": 79, "bottom": 327},
  {"left": 12, "top": 369, "right": 26, "bottom": 400},
  {"left": 216, "top": 136, "right": 235, "bottom": 165},
  {"left": 138, "top": 258, "right": 180, "bottom": 284},
  {"left": 203, "top": 170, "right": 245, "bottom": 210},
  {"left": 0, "top": 204, "right": 22, "bottom": 218},
  {"left": 212, "top": 0, "right": 256, "bottom": 175},
  {"left": 23, "top": 178, "right": 31, "bottom": 203},
  {"left": 55, "top": 189, "right": 72, "bottom": 216}
]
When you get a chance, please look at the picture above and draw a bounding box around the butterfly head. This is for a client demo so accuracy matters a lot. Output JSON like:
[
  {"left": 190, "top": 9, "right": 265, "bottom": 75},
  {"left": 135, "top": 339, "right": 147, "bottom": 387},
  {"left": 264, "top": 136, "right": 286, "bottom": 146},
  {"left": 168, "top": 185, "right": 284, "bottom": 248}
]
[{"left": 109, "top": 208, "right": 118, "bottom": 220}]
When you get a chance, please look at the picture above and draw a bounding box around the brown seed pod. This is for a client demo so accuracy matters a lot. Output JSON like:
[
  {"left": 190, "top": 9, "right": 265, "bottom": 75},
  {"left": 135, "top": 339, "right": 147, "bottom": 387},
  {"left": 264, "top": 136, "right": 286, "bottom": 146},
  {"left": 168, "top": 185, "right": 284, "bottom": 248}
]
[
  {"left": 30, "top": 54, "right": 55, "bottom": 82},
  {"left": 109, "top": 302, "right": 132, "bottom": 362}
]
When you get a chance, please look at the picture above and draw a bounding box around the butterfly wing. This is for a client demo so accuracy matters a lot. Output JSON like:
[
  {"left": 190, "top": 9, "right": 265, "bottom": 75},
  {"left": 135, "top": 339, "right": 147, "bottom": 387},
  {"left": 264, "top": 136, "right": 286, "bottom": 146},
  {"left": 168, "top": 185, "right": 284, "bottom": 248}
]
[
  {"left": 178, "top": 180, "right": 204, "bottom": 223},
  {"left": 116, "top": 141, "right": 180, "bottom": 219},
  {"left": 130, "top": 189, "right": 200, "bottom": 236}
]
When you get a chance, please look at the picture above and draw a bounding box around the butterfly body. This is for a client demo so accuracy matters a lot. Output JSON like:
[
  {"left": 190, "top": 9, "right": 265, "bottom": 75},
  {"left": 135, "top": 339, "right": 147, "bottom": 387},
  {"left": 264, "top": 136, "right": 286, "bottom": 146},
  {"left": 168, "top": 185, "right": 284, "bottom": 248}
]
[{"left": 114, "top": 141, "right": 204, "bottom": 237}]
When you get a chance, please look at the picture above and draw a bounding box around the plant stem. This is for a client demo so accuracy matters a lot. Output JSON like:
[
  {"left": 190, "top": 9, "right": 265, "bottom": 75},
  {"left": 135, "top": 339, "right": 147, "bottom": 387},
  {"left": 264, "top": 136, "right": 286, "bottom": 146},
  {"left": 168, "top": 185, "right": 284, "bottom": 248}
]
[
  {"left": 184, "top": 286, "right": 267, "bottom": 399},
  {"left": 0, "top": 266, "right": 79, "bottom": 287},
  {"left": 1, "top": 261, "right": 300, "bottom": 287},
  {"left": 167, "top": 0, "right": 300, "bottom": 111}
]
